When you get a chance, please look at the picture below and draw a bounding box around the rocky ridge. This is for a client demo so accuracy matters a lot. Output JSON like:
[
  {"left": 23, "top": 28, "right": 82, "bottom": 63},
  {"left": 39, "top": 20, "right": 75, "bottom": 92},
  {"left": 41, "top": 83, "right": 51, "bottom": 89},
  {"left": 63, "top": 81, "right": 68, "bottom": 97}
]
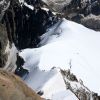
[
  {"left": 43, "top": 0, "right": 100, "bottom": 31},
  {"left": 61, "top": 69, "right": 100, "bottom": 100}
]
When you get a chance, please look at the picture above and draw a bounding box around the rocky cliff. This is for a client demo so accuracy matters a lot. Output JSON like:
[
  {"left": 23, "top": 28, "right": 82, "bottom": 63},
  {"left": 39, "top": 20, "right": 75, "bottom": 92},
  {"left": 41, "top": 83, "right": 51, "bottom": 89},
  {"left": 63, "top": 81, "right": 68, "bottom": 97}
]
[
  {"left": 0, "top": 22, "right": 8, "bottom": 68},
  {"left": 0, "top": 0, "right": 57, "bottom": 71},
  {"left": 43, "top": 0, "right": 100, "bottom": 31},
  {"left": 2, "top": 0, "right": 58, "bottom": 50}
]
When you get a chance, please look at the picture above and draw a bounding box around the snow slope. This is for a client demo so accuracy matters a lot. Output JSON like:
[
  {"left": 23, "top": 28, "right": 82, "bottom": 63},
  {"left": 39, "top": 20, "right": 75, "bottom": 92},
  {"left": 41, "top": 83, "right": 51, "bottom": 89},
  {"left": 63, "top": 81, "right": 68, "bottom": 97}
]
[
  {"left": 24, "top": 67, "right": 78, "bottom": 99},
  {"left": 20, "top": 18, "right": 100, "bottom": 98}
]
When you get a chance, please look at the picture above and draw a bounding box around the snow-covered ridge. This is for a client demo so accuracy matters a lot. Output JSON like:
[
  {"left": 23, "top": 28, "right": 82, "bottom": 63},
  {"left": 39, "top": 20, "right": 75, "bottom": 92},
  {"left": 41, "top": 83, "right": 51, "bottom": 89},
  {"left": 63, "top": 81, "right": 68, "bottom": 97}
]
[{"left": 20, "top": 18, "right": 100, "bottom": 99}]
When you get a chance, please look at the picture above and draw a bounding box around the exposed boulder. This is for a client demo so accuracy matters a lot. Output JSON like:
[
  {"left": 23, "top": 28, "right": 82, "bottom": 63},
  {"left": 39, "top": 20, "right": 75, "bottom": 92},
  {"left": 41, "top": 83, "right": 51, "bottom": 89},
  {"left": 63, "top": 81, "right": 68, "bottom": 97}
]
[
  {"left": 2, "top": 0, "right": 58, "bottom": 50},
  {"left": 0, "top": 0, "right": 58, "bottom": 71},
  {"left": 0, "top": 0, "right": 10, "bottom": 21},
  {"left": 0, "top": 69, "right": 43, "bottom": 100}
]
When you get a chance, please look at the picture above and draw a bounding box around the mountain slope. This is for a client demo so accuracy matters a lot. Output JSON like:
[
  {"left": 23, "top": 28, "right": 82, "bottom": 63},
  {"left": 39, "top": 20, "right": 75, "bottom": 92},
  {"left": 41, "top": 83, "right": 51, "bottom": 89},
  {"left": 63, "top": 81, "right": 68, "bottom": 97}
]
[
  {"left": 19, "top": 18, "right": 100, "bottom": 99},
  {"left": 42, "top": 0, "right": 100, "bottom": 31},
  {"left": 1, "top": 0, "right": 100, "bottom": 99}
]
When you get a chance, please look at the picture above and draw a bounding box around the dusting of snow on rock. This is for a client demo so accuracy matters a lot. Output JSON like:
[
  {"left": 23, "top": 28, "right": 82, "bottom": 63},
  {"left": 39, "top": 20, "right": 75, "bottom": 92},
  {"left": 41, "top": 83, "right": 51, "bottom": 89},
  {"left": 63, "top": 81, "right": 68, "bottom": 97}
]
[{"left": 24, "top": 2, "right": 34, "bottom": 10}]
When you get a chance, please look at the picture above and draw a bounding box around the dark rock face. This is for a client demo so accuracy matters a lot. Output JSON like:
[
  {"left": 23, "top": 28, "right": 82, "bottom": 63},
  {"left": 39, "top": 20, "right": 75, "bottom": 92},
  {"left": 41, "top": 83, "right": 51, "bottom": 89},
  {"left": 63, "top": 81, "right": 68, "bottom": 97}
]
[
  {"left": 0, "top": 0, "right": 58, "bottom": 76},
  {"left": 0, "top": 0, "right": 58, "bottom": 71},
  {"left": 63, "top": 0, "right": 100, "bottom": 31},
  {"left": 2, "top": 0, "right": 58, "bottom": 50},
  {"left": 0, "top": 0, "right": 10, "bottom": 20},
  {"left": 63, "top": 0, "right": 100, "bottom": 16},
  {"left": 0, "top": 22, "right": 8, "bottom": 68},
  {"left": 45, "top": 0, "right": 100, "bottom": 31}
]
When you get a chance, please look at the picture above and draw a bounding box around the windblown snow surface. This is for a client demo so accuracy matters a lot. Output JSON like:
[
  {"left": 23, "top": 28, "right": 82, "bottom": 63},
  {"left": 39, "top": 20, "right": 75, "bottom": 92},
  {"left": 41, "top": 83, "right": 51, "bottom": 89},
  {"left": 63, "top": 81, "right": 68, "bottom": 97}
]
[{"left": 20, "top": 18, "right": 100, "bottom": 99}]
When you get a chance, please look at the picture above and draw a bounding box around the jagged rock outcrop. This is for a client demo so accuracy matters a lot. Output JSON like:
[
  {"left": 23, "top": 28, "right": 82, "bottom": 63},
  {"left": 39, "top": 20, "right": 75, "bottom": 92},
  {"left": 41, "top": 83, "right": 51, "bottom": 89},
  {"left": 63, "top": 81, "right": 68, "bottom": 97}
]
[
  {"left": 0, "top": 0, "right": 10, "bottom": 21},
  {"left": 0, "top": 0, "right": 17, "bottom": 70},
  {"left": 0, "top": 23, "right": 8, "bottom": 68},
  {"left": 43, "top": 0, "right": 100, "bottom": 31},
  {"left": 0, "top": 21, "right": 17, "bottom": 71},
  {"left": 0, "top": 0, "right": 58, "bottom": 71},
  {"left": 1, "top": 0, "right": 58, "bottom": 50},
  {"left": 61, "top": 69, "right": 100, "bottom": 100},
  {"left": 0, "top": 69, "right": 43, "bottom": 100}
]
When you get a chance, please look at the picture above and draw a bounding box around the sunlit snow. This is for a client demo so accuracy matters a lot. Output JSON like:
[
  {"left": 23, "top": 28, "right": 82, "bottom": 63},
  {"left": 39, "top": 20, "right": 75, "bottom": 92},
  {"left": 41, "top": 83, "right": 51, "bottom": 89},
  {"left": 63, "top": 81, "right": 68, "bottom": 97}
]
[{"left": 20, "top": 18, "right": 100, "bottom": 98}]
